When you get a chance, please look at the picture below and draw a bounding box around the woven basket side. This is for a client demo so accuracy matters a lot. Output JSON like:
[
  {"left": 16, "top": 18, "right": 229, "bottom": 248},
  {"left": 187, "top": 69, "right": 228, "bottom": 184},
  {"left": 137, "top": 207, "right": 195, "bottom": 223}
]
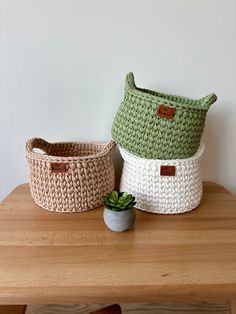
[
  {"left": 120, "top": 163, "right": 202, "bottom": 214},
  {"left": 112, "top": 87, "right": 209, "bottom": 159},
  {"left": 112, "top": 73, "right": 216, "bottom": 159},
  {"left": 119, "top": 144, "right": 204, "bottom": 214},
  {"left": 28, "top": 157, "right": 115, "bottom": 213},
  {"left": 26, "top": 138, "right": 116, "bottom": 213}
]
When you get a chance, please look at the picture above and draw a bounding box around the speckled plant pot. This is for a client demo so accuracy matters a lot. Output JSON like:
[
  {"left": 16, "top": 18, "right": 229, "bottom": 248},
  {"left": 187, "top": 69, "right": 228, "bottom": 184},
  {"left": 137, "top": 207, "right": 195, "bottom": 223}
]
[{"left": 103, "top": 207, "right": 136, "bottom": 232}]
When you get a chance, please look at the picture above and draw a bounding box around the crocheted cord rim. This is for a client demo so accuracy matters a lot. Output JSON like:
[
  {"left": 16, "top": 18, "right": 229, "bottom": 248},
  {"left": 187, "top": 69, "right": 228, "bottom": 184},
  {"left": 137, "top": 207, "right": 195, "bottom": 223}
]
[
  {"left": 119, "top": 142, "right": 205, "bottom": 164},
  {"left": 125, "top": 72, "right": 217, "bottom": 110},
  {"left": 134, "top": 203, "right": 200, "bottom": 215},
  {"left": 26, "top": 138, "right": 116, "bottom": 163},
  {"left": 33, "top": 198, "right": 97, "bottom": 213}
]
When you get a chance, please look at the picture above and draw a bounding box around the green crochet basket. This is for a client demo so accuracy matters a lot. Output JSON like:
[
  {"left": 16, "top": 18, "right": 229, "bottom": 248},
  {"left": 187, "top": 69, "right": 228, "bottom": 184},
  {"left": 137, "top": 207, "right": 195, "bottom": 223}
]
[{"left": 112, "top": 73, "right": 217, "bottom": 159}]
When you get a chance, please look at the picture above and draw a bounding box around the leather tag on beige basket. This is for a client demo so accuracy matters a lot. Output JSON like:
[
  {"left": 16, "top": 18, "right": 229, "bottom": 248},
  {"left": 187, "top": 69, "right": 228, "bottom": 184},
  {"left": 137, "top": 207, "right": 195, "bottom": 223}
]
[
  {"left": 50, "top": 163, "right": 68, "bottom": 173},
  {"left": 157, "top": 105, "right": 175, "bottom": 120},
  {"left": 160, "top": 165, "right": 176, "bottom": 176}
]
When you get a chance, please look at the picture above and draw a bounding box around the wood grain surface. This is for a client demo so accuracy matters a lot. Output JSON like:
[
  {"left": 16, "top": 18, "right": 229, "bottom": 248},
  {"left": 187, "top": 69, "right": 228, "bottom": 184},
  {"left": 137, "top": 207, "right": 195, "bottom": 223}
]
[
  {"left": 0, "top": 182, "right": 236, "bottom": 305},
  {"left": 25, "top": 302, "right": 231, "bottom": 314},
  {"left": 230, "top": 300, "right": 236, "bottom": 314}
]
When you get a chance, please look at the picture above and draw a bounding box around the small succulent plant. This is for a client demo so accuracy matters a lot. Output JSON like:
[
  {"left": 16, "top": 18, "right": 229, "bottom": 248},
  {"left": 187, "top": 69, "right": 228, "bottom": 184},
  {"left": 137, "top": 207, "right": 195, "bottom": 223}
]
[{"left": 102, "top": 191, "right": 136, "bottom": 211}]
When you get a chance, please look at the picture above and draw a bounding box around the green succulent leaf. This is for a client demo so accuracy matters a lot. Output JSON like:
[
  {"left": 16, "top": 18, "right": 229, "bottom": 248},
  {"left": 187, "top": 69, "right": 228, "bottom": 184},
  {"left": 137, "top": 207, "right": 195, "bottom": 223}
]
[
  {"left": 111, "top": 191, "right": 118, "bottom": 201},
  {"left": 102, "top": 190, "right": 136, "bottom": 212}
]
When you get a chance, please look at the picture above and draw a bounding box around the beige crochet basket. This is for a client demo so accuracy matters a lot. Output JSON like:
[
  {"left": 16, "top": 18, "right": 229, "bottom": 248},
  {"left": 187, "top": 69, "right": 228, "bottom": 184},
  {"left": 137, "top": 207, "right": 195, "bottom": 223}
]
[{"left": 26, "top": 138, "right": 116, "bottom": 213}]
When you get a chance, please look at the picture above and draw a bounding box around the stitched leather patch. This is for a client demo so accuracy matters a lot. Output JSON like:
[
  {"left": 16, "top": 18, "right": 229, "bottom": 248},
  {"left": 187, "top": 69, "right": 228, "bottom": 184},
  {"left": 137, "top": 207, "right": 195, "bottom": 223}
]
[
  {"left": 160, "top": 165, "right": 176, "bottom": 176},
  {"left": 157, "top": 105, "right": 175, "bottom": 120},
  {"left": 50, "top": 163, "right": 68, "bottom": 173}
]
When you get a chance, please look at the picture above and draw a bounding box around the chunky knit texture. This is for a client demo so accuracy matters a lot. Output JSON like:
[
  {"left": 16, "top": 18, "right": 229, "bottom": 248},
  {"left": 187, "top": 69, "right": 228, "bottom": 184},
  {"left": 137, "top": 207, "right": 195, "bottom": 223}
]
[
  {"left": 119, "top": 143, "right": 204, "bottom": 214},
  {"left": 112, "top": 73, "right": 216, "bottom": 159},
  {"left": 26, "top": 138, "right": 116, "bottom": 213}
]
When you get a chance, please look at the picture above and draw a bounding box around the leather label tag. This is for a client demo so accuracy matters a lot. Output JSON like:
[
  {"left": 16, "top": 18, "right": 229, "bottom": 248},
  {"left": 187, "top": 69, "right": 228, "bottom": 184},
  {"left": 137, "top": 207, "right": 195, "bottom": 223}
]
[
  {"left": 50, "top": 163, "right": 68, "bottom": 173},
  {"left": 157, "top": 105, "right": 175, "bottom": 120},
  {"left": 160, "top": 165, "right": 176, "bottom": 176}
]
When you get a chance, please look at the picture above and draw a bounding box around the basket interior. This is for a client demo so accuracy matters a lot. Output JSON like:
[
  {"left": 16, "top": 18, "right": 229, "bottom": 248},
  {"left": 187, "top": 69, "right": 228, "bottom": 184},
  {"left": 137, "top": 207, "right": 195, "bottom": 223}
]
[
  {"left": 37, "top": 142, "right": 105, "bottom": 158},
  {"left": 126, "top": 72, "right": 217, "bottom": 109}
]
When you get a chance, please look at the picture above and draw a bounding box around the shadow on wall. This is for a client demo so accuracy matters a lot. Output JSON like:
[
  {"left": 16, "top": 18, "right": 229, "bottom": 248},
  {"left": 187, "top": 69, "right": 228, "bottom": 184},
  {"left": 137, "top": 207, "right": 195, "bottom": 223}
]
[
  {"left": 112, "top": 147, "right": 123, "bottom": 188},
  {"left": 201, "top": 110, "right": 226, "bottom": 183}
]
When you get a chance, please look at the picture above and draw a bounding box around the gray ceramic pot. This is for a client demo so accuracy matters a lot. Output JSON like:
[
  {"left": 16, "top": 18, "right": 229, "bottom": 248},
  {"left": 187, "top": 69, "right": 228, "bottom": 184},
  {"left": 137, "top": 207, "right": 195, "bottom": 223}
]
[{"left": 103, "top": 207, "right": 136, "bottom": 232}]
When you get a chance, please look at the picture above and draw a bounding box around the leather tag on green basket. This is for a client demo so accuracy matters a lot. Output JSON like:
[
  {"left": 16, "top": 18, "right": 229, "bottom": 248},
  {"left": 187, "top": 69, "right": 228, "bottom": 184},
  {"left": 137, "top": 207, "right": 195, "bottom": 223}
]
[
  {"left": 157, "top": 105, "right": 175, "bottom": 120},
  {"left": 50, "top": 163, "right": 68, "bottom": 173},
  {"left": 160, "top": 165, "right": 176, "bottom": 176}
]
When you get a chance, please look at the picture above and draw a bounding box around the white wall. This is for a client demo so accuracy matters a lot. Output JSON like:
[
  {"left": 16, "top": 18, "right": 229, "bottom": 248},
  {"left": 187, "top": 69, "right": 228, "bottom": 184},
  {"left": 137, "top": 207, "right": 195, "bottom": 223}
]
[{"left": 0, "top": 0, "right": 236, "bottom": 200}]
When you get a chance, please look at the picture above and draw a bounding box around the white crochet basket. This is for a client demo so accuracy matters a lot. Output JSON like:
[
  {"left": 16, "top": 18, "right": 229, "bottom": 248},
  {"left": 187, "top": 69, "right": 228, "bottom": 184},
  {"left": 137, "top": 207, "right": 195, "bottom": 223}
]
[{"left": 119, "top": 143, "right": 205, "bottom": 214}]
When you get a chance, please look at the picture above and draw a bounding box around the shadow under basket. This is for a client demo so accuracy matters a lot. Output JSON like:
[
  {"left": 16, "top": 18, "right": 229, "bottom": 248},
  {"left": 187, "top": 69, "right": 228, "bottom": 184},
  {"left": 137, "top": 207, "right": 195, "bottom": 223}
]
[{"left": 26, "top": 138, "right": 116, "bottom": 213}]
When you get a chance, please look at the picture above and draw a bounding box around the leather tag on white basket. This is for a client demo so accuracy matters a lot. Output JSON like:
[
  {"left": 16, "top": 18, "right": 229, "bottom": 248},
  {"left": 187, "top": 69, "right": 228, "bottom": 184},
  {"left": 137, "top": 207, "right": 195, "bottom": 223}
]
[
  {"left": 160, "top": 165, "right": 176, "bottom": 176},
  {"left": 157, "top": 105, "right": 175, "bottom": 120},
  {"left": 50, "top": 163, "right": 68, "bottom": 173}
]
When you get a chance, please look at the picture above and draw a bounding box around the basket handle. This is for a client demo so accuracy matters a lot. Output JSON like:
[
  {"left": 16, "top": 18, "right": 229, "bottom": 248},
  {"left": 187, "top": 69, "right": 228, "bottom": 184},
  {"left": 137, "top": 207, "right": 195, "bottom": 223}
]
[
  {"left": 26, "top": 138, "right": 51, "bottom": 154},
  {"left": 125, "top": 72, "right": 136, "bottom": 90}
]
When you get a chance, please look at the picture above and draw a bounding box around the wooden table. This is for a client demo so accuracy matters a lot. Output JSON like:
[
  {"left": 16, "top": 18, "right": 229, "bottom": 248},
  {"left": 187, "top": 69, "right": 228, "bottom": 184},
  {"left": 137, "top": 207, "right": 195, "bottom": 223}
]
[{"left": 0, "top": 182, "right": 236, "bottom": 313}]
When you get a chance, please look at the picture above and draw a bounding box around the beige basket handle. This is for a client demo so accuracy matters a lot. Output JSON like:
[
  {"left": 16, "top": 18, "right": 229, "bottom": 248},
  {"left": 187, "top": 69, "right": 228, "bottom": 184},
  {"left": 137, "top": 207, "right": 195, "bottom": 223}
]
[{"left": 26, "top": 138, "right": 51, "bottom": 154}]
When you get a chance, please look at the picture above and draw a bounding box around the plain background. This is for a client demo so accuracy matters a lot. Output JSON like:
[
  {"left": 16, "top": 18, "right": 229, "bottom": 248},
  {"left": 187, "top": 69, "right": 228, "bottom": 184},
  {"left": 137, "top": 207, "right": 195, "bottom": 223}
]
[{"left": 0, "top": 0, "right": 235, "bottom": 201}]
